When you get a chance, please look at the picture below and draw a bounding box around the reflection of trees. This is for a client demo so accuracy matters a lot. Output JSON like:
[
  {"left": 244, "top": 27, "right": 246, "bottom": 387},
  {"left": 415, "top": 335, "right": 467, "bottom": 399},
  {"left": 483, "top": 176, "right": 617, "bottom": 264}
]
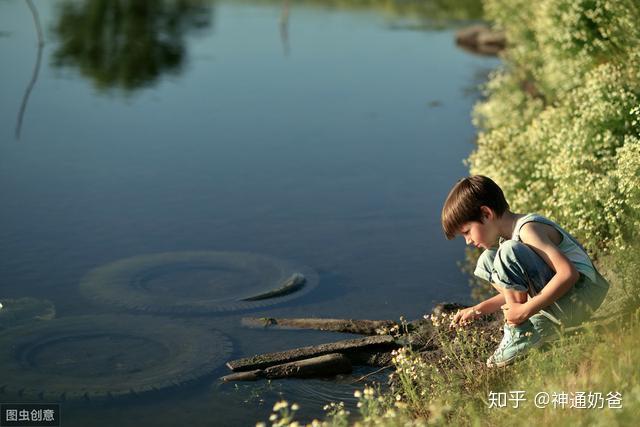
[
  {"left": 234, "top": 0, "right": 483, "bottom": 24},
  {"left": 51, "top": 0, "right": 213, "bottom": 91},
  {"left": 279, "top": 0, "right": 290, "bottom": 56}
]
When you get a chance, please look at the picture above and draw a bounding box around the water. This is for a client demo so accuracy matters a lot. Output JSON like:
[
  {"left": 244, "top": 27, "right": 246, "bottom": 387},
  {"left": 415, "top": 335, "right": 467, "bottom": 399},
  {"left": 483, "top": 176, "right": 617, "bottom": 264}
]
[{"left": 0, "top": 0, "right": 498, "bottom": 425}]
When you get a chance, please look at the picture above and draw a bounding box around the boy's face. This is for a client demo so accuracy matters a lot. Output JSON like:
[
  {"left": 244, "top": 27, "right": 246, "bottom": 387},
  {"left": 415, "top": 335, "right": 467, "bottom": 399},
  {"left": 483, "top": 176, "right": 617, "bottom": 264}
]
[{"left": 458, "top": 206, "right": 498, "bottom": 249}]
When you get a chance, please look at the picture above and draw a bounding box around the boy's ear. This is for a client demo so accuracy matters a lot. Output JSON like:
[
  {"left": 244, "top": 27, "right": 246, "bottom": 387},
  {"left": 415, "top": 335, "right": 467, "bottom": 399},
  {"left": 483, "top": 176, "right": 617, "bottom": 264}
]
[{"left": 480, "top": 205, "right": 494, "bottom": 220}]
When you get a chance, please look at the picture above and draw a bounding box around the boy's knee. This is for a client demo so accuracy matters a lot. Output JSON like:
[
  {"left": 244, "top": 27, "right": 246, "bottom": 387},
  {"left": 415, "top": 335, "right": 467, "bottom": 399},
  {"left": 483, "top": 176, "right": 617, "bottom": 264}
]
[
  {"left": 474, "top": 249, "right": 497, "bottom": 282},
  {"left": 496, "top": 240, "right": 529, "bottom": 259},
  {"left": 494, "top": 240, "right": 531, "bottom": 273},
  {"left": 473, "top": 241, "right": 539, "bottom": 293},
  {"left": 491, "top": 241, "right": 529, "bottom": 293}
]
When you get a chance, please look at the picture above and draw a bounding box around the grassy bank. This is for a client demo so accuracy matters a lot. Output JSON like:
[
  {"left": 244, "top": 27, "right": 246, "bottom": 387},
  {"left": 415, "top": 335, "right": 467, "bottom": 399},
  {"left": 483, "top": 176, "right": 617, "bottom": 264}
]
[
  {"left": 256, "top": 1, "right": 640, "bottom": 425},
  {"left": 259, "top": 284, "right": 639, "bottom": 426}
]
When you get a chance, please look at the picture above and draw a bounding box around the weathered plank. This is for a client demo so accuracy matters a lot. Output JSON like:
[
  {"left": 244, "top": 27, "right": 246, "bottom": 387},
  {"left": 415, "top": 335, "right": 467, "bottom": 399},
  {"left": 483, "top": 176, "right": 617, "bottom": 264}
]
[
  {"left": 264, "top": 352, "right": 352, "bottom": 378},
  {"left": 221, "top": 353, "right": 352, "bottom": 382},
  {"left": 220, "top": 370, "right": 262, "bottom": 382},
  {"left": 241, "top": 317, "right": 397, "bottom": 335},
  {"left": 226, "top": 335, "right": 398, "bottom": 371}
]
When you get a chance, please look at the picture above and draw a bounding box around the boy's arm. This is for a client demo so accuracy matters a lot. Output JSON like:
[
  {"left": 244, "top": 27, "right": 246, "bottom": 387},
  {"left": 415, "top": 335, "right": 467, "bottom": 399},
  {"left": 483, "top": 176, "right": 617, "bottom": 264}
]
[
  {"left": 451, "top": 293, "right": 505, "bottom": 326},
  {"left": 474, "top": 293, "right": 505, "bottom": 314},
  {"left": 518, "top": 222, "right": 580, "bottom": 316}
]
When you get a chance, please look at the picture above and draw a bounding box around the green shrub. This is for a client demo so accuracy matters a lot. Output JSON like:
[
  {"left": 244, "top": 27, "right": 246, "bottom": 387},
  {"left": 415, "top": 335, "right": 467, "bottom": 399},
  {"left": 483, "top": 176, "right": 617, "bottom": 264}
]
[{"left": 471, "top": 0, "right": 640, "bottom": 255}]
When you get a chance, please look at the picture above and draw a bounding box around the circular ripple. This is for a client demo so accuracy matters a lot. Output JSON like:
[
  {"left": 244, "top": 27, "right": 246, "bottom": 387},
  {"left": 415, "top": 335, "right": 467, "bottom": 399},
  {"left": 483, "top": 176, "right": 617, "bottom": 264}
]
[
  {"left": 79, "top": 251, "right": 319, "bottom": 314},
  {"left": 0, "top": 298, "right": 55, "bottom": 330},
  {"left": 0, "top": 315, "right": 232, "bottom": 400},
  {"left": 25, "top": 334, "right": 169, "bottom": 377},
  {"left": 283, "top": 366, "right": 390, "bottom": 408}
]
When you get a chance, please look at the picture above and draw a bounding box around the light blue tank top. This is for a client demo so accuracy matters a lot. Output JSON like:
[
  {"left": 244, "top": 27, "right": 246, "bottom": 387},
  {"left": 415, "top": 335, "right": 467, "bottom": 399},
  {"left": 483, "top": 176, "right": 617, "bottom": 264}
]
[{"left": 510, "top": 213, "right": 597, "bottom": 283}]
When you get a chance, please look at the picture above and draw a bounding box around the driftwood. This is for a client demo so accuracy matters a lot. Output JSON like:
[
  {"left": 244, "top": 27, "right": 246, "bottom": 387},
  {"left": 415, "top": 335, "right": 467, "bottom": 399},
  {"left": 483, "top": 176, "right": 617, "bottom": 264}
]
[
  {"left": 226, "top": 335, "right": 398, "bottom": 372},
  {"left": 222, "top": 302, "right": 486, "bottom": 382},
  {"left": 221, "top": 353, "right": 352, "bottom": 382},
  {"left": 241, "top": 317, "right": 397, "bottom": 335},
  {"left": 240, "top": 306, "right": 470, "bottom": 336},
  {"left": 225, "top": 298, "right": 629, "bottom": 383}
]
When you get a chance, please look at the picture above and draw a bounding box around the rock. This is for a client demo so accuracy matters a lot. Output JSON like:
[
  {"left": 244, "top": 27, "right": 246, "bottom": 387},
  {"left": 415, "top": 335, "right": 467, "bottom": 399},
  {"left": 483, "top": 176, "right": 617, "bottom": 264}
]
[{"left": 455, "top": 25, "right": 506, "bottom": 56}]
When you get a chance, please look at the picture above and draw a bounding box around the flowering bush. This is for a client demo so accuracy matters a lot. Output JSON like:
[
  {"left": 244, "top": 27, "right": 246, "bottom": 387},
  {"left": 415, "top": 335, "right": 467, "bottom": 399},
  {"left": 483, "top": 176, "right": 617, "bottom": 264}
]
[
  {"left": 387, "top": 312, "right": 499, "bottom": 422},
  {"left": 470, "top": 0, "right": 640, "bottom": 255}
]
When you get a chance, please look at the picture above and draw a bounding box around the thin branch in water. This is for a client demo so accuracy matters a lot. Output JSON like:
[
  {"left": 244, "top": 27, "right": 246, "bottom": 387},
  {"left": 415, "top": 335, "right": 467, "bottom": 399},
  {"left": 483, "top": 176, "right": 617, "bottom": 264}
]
[
  {"left": 279, "top": 0, "right": 290, "bottom": 56},
  {"left": 350, "top": 365, "right": 393, "bottom": 384},
  {"left": 15, "top": 0, "right": 45, "bottom": 141}
]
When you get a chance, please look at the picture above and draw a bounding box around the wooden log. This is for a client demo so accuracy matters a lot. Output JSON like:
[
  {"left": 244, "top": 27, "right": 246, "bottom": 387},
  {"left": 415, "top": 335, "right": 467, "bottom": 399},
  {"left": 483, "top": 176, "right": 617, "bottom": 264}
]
[
  {"left": 264, "top": 353, "right": 352, "bottom": 378},
  {"left": 226, "top": 335, "right": 398, "bottom": 371},
  {"left": 241, "top": 317, "right": 397, "bottom": 335},
  {"left": 221, "top": 354, "right": 352, "bottom": 382},
  {"left": 220, "top": 370, "right": 263, "bottom": 382}
]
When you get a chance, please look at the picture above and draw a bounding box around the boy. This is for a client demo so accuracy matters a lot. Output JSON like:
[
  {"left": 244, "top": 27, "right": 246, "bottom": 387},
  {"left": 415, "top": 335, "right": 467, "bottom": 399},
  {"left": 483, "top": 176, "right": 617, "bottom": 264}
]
[{"left": 441, "top": 175, "right": 610, "bottom": 367}]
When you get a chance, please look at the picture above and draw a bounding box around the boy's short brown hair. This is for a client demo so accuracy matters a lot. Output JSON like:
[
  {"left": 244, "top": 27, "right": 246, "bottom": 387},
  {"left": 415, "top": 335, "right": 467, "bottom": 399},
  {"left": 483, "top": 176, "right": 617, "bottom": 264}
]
[{"left": 441, "top": 175, "right": 510, "bottom": 239}]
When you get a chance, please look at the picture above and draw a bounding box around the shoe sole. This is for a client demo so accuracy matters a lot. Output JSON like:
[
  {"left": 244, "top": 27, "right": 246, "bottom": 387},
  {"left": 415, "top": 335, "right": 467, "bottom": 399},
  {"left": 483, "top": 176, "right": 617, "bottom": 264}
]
[{"left": 486, "top": 338, "right": 545, "bottom": 368}]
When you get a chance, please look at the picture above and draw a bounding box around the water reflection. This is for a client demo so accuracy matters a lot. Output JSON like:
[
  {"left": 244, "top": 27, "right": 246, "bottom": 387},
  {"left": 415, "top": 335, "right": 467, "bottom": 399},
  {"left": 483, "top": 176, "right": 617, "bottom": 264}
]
[
  {"left": 279, "top": 0, "right": 290, "bottom": 56},
  {"left": 51, "top": 0, "right": 214, "bottom": 92},
  {"left": 48, "top": 0, "right": 482, "bottom": 92},
  {"left": 239, "top": 0, "right": 483, "bottom": 24},
  {"left": 15, "top": 0, "right": 44, "bottom": 141},
  {"left": 0, "top": 0, "right": 499, "bottom": 423}
]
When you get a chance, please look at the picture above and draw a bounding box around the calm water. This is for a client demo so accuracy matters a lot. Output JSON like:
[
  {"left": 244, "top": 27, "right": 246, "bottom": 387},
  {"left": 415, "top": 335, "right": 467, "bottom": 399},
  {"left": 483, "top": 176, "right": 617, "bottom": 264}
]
[{"left": 0, "top": 0, "right": 498, "bottom": 425}]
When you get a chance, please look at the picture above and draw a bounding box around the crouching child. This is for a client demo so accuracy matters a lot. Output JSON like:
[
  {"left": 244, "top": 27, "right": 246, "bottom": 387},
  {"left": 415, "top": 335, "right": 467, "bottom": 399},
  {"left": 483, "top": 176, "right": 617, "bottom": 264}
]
[{"left": 441, "top": 175, "right": 610, "bottom": 367}]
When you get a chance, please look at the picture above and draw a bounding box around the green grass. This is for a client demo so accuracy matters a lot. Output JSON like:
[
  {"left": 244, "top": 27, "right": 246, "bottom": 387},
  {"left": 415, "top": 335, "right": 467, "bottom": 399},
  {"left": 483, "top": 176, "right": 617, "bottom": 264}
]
[{"left": 258, "top": 275, "right": 639, "bottom": 426}]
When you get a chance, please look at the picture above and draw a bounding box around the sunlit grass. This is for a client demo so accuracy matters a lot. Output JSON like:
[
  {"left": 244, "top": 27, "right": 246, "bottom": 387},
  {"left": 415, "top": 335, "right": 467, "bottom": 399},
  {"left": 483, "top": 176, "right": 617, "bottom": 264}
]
[{"left": 255, "top": 300, "right": 639, "bottom": 426}]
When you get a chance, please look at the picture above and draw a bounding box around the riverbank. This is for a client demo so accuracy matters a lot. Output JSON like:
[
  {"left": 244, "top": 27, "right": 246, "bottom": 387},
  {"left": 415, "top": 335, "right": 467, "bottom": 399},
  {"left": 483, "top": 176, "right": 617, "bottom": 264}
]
[
  {"left": 258, "top": 274, "right": 638, "bottom": 426},
  {"left": 255, "top": 0, "right": 640, "bottom": 425}
]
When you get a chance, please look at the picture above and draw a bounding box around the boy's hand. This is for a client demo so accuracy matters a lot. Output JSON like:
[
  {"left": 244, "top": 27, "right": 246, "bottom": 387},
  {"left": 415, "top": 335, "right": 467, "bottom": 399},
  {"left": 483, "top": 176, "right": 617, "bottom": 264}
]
[
  {"left": 450, "top": 307, "right": 481, "bottom": 327},
  {"left": 501, "top": 301, "right": 531, "bottom": 325}
]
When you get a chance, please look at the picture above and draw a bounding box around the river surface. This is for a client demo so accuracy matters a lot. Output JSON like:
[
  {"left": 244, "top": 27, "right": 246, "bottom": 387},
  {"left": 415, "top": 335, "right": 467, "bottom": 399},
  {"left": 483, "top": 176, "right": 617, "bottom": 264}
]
[{"left": 0, "top": 1, "right": 498, "bottom": 425}]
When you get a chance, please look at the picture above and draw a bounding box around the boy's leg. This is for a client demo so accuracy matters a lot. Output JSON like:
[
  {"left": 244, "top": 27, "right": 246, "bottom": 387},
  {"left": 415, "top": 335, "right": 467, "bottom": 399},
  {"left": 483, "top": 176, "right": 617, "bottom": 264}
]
[
  {"left": 493, "top": 284, "right": 527, "bottom": 325},
  {"left": 475, "top": 242, "right": 553, "bottom": 322},
  {"left": 474, "top": 242, "right": 554, "bottom": 367},
  {"left": 489, "top": 239, "right": 609, "bottom": 328},
  {"left": 483, "top": 240, "right": 564, "bottom": 326},
  {"left": 548, "top": 270, "right": 609, "bottom": 328},
  {"left": 476, "top": 239, "right": 608, "bottom": 367},
  {"left": 486, "top": 279, "right": 560, "bottom": 342},
  {"left": 528, "top": 313, "right": 562, "bottom": 342}
]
